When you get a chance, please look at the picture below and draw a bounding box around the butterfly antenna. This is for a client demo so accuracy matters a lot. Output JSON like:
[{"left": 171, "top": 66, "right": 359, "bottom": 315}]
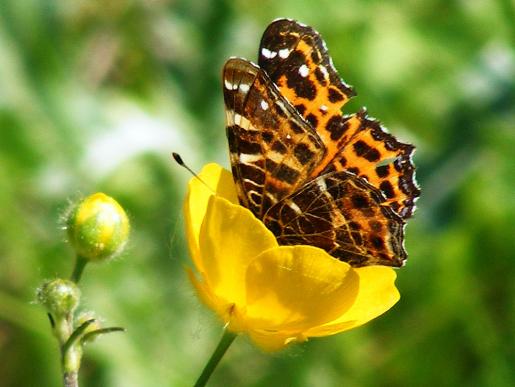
[{"left": 172, "top": 152, "right": 215, "bottom": 193}]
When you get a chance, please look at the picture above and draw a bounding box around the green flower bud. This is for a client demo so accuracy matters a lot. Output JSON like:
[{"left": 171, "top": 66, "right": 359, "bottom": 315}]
[
  {"left": 67, "top": 193, "right": 130, "bottom": 262},
  {"left": 75, "top": 311, "right": 102, "bottom": 343},
  {"left": 37, "top": 279, "right": 81, "bottom": 317}
]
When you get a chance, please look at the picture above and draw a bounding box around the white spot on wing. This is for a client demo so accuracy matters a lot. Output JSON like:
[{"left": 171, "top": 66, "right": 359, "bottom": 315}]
[
  {"left": 224, "top": 79, "right": 234, "bottom": 90},
  {"left": 234, "top": 114, "right": 251, "bottom": 128},
  {"left": 239, "top": 83, "right": 250, "bottom": 93},
  {"left": 261, "top": 47, "right": 277, "bottom": 59},
  {"left": 279, "top": 48, "right": 290, "bottom": 58},
  {"left": 299, "top": 64, "right": 309, "bottom": 77},
  {"left": 225, "top": 110, "right": 234, "bottom": 126},
  {"left": 239, "top": 153, "right": 261, "bottom": 164},
  {"left": 243, "top": 177, "right": 264, "bottom": 186},
  {"left": 260, "top": 100, "right": 269, "bottom": 110},
  {"left": 316, "top": 177, "right": 327, "bottom": 192},
  {"left": 380, "top": 124, "right": 390, "bottom": 133},
  {"left": 265, "top": 192, "right": 278, "bottom": 204},
  {"left": 319, "top": 65, "right": 329, "bottom": 79},
  {"left": 234, "top": 114, "right": 241, "bottom": 126},
  {"left": 320, "top": 105, "right": 328, "bottom": 112},
  {"left": 285, "top": 199, "right": 302, "bottom": 214},
  {"left": 268, "top": 151, "right": 284, "bottom": 163}
]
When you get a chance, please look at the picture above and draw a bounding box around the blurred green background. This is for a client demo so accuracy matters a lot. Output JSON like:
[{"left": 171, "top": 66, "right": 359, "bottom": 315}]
[{"left": 1, "top": 0, "right": 514, "bottom": 386}]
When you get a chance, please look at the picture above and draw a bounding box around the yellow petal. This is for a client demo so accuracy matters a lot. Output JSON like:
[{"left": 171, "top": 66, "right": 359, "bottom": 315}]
[
  {"left": 198, "top": 195, "right": 278, "bottom": 307},
  {"left": 247, "top": 330, "right": 306, "bottom": 352},
  {"left": 184, "top": 163, "right": 238, "bottom": 271},
  {"left": 304, "top": 266, "right": 400, "bottom": 337},
  {"left": 187, "top": 268, "right": 237, "bottom": 323},
  {"left": 243, "top": 246, "right": 359, "bottom": 336}
]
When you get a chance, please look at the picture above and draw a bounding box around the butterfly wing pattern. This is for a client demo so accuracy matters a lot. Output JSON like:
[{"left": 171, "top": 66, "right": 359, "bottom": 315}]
[{"left": 223, "top": 19, "right": 420, "bottom": 267}]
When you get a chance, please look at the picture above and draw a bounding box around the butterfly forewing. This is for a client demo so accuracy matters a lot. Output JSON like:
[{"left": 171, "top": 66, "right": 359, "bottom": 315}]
[
  {"left": 258, "top": 19, "right": 354, "bottom": 150},
  {"left": 258, "top": 19, "right": 420, "bottom": 220},
  {"left": 223, "top": 58, "right": 326, "bottom": 218}
]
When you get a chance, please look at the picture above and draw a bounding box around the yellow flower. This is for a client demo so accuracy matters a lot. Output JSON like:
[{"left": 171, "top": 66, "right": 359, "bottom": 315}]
[{"left": 185, "top": 163, "right": 400, "bottom": 351}]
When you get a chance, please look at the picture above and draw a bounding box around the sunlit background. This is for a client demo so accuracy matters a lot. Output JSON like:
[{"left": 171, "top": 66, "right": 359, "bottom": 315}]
[{"left": 1, "top": 1, "right": 514, "bottom": 386}]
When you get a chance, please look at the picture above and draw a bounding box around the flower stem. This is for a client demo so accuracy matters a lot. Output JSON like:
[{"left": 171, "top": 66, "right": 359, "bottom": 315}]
[
  {"left": 70, "top": 255, "right": 87, "bottom": 284},
  {"left": 59, "top": 315, "right": 82, "bottom": 387},
  {"left": 63, "top": 371, "right": 78, "bottom": 387},
  {"left": 193, "top": 329, "right": 237, "bottom": 387}
]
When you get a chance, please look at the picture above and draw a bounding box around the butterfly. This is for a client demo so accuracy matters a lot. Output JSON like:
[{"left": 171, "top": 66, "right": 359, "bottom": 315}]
[{"left": 222, "top": 19, "right": 419, "bottom": 267}]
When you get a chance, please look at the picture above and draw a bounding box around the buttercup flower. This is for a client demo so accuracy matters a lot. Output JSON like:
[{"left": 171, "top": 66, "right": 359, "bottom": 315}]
[{"left": 185, "top": 163, "right": 400, "bottom": 351}]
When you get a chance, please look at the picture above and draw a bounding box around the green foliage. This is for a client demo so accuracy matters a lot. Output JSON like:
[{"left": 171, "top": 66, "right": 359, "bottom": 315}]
[{"left": 0, "top": 0, "right": 513, "bottom": 386}]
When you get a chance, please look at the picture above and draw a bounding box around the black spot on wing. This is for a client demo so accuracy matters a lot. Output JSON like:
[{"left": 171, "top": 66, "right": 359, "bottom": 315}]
[
  {"left": 234, "top": 136, "right": 262, "bottom": 155},
  {"left": 353, "top": 140, "right": 380, "bottom": 162},
  {"left": 326, "top": 116, "right": 350, "bottom": 141},
  {"left": 293, "top": 143, "right": 315, "bottom": 164},
  {"left": 314, "top": 67, "right": 328, "bottom": 86},
  {"left": 370, "top": 235, "right": 385, "bottom": 249},
  {"left": 328, "top": 87, "right": 344, "bottom": 103},
  {"left": 272, "top": 140, "right": 287, "bottom": 154},
  {"left": 380, "top": 181, "right": 395, "bottom": 199},
  {"left": 262, "top": 131, "right": 274, "bottom": 143},
  {"left": 295, "top": 104, "right": 306, "bottom": 115},
  {"left": 351, "top": 194, "right": 368, "bottom": 209},
  {"left": 306, "top": 113, "right": 318, "bottom": 128},
  {"left": 273, "top": 164, "right": 300, "bottom": 185},
  {"left": 239, "top": 163, "right": 265, "bottom": 185},
  {"left": 375, "top": 165, "right": 389, "bottom": 178}
]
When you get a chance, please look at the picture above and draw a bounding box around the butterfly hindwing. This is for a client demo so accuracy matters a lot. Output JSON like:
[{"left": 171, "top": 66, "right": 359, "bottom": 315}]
[
  {"left": 320, "top": 111, "right": 419, "bottom": 219},
  {"left": 263, "top": 171, "right": 406, "bottom": 267}
]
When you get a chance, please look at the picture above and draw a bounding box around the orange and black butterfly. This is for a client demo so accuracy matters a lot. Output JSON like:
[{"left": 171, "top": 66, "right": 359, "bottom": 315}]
[{"left": 223, "top": 19, "right": 420, "bottom": 267}]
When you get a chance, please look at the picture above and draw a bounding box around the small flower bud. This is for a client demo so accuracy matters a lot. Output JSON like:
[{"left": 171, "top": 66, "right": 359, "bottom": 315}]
[
  {"left": 67, "top": 193, "right": 130, "bottom": 262},
  {"left": 75, "top": 311, "right": 102, "bottom": 343},
  {"left": 37, "top": 279, "right": 81, "bottom": 317}
]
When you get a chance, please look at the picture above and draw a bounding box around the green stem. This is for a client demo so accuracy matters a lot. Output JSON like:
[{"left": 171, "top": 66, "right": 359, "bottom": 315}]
[
  {"left": 193, "top": 329, "right": 237, "bottom": 387},
  {"left": 70, "top": 256, "right": 88, "bottom": 283},
  {"left": 58, "top": 314, "right": 82, "bottom": 387},
  {"left": 62, "top": 343, "right": 82, "bottom": 387},
  {"left": 63, "top": 371, "right": 78, "bottom": 387}
]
